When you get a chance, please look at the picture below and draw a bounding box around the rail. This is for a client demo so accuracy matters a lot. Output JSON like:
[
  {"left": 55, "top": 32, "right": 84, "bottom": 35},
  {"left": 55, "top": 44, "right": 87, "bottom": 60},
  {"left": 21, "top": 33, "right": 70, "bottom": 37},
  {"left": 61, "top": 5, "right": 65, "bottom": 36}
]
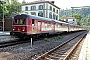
[{"left": 35, "top": 31, "right": 88, "bottom": 60}]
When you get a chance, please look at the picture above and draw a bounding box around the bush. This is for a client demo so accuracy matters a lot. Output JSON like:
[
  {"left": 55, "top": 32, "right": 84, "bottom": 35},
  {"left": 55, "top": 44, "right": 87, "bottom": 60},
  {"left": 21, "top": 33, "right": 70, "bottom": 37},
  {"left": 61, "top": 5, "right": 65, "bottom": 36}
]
[
  {"left": 54, "top": 36, "right": 58, "bottom": 40},
  {"left": 58, "top": 36, "right": 63, "bottom": 39},
  {"left": 44, "top": 38, "right": 50, "bottom": 42}
]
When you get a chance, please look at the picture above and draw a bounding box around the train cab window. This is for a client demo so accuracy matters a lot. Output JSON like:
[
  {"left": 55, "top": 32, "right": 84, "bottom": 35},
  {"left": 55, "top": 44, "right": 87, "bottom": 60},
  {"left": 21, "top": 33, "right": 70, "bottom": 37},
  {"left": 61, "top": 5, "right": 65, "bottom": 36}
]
[
  {"left": 14, "top": 19, "right": 19, "bottom": 24},
  {"left": 20, "top": 19, "right": 26, "bottom": 24},
  {"left": 23, "top": 19, "right": 26, "bottom": 24},
  {"left": 32, "top": 19, "right": 34, "bottom": 26},
  {"left": 20, "top": 20, "right": 23, "bottom": 24}
]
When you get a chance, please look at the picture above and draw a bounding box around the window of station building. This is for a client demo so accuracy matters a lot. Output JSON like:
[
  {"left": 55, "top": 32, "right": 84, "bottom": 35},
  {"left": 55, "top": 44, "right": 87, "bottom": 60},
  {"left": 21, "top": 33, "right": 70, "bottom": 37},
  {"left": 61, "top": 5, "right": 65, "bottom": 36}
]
[
  {"left": 31, "top": 12, "right": 36, "bottom": 15},
  {"left": 50, "top": 6, "right": 52, "bottom": 11},
  {"left": 56, "top": 15, "right": 58, "bottom": 20},
  {"left": 49, "top": 12, "right": 52, "bottom": 19},
  {"left": 53, "top": 14, "right": 55, "bottom": 19},
  {"left": 39, "top": 5, "right": 43, "bottom": 10},
  {"left": 25, "top": 6, "right": 28, "bottom": 11},
  {"left": 56, "top": 10, "right": 58, "bottom": 13},
  {"left": 25, "top": 12, "right": 28, "bottom": 14},
  {"left": 53, "top": 8, "right": 55, "bottom": 12},
  {"left": 31, "top": 6, "right": 36, "bottom": 10},
  {"left": 38, "top": 11, "right": 43, "bottom": 17}
]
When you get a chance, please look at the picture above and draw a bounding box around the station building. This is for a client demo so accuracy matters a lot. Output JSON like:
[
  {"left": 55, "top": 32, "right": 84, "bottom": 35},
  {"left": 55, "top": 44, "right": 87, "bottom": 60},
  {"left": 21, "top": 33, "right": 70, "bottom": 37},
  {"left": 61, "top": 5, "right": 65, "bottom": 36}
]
[
  {"left": 62, "top": 17, "right": 77, "bottom": 25},
  {"left": 21, "top": 1, "right": 60, "bottom": 20}
]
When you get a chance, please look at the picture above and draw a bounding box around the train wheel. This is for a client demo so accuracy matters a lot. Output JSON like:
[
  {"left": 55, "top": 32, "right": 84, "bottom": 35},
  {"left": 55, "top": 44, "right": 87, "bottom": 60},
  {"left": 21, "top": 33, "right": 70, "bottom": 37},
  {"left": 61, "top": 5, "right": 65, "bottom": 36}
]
[{"left": 23, "top": 36, "right": 25, "bottom": 40}]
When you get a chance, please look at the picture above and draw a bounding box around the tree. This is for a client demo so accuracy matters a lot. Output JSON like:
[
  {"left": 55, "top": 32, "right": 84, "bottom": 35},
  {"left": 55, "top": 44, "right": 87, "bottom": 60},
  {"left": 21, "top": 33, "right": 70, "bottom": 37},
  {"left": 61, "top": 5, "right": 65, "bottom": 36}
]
[
  {"left": 8, "top": 0, "right": 21, "bottom": 16},
  {"left": 72, "top": 14, "right": 82, "bottom": 25},
  {"left": 85, "top": 14, "right": 90, "bottom": 26},
  {"left": 0, "top": 0, "right": 21, "bottom": 18},
  {"left": 22, "top": 0, "right": 26, "bottom": 4},
  {"left": 0, "top": 1, "right": 3, "bottom": 19},
  {"left": 60, "top": 15, "right": 66, "bottom": 20},
  {"left": 0, "top": 0, "right": 7, "bottom": 19}
]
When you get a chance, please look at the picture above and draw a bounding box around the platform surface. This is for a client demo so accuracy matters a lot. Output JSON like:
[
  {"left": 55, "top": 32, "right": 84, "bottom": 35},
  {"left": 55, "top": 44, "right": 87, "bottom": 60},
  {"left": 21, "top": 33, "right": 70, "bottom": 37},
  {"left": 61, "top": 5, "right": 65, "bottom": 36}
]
[
  {"left": 78, "top": 31, "right": 90, "bottom": 60},
  {"left": 0, "top": 31, "right": 10, "bottom": 35}
]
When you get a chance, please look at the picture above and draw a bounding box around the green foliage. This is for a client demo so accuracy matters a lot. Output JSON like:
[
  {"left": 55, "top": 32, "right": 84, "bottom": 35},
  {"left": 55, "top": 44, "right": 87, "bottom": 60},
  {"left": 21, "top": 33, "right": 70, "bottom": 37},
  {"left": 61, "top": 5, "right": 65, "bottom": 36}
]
[
  {"left": 58, "top": 36, "right": 63, "bottom": 39},
  {"left": 0, "top": 0, "right": 21, "bottom": 18},
  {"left": 8, "top": 0, "right": 21, "bottom": 15},
  {"left": 60, "top": 15, "right": 66, "bottom": 20},
  {"left": 22, "top": 0, "right": 26, "bottom": 4},
  {"left": 0, "top": 1, "right": 3, "bottom": 18},
  {"left": 72, "top": 14, "right": 82, "bottom": 25},
  {"left": 60, "top": 6, "right": 90, "bottom": 29},
  {"left": 72, "top": 14, "right": 82, "bottom": 20},
  {"left": 53, "top": 35, "right": 63, "bottom": 40},
  {"left": 54, "top": 36, "right": 58, "bottom": 40},
  {"left": 81, "top": 14, "right": 90, "bottom": 29},
  {"left": 44, "top": 38, "right": 50, "bottom": 42}
]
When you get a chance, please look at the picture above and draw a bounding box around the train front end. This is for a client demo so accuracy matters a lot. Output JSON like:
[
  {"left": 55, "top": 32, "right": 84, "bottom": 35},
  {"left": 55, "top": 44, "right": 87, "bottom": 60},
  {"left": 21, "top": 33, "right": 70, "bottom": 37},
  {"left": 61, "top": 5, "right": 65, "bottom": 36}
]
[{"left": 11, "top": 14, "right": 28, "bottom": 38}]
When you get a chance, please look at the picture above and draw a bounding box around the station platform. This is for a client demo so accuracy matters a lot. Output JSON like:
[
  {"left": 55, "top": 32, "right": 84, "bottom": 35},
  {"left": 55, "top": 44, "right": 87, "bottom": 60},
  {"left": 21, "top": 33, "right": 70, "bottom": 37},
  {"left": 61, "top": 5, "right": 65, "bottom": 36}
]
[
  {"left": 0, "top": 31, "right": 19, "bottom": 42},
  {"left": 78, "top": 31, "right": 90, "bottom": 60},
  {"left": 0, "top": 31, "right": 10, "bottom": 36}
]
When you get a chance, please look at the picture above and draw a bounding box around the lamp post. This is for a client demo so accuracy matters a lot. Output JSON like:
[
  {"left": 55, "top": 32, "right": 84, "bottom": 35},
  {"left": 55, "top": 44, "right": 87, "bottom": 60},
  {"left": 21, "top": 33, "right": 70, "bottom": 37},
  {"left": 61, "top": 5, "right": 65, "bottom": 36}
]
[{"left": 1, "top": 0, "right": 4, "bottom": 31}]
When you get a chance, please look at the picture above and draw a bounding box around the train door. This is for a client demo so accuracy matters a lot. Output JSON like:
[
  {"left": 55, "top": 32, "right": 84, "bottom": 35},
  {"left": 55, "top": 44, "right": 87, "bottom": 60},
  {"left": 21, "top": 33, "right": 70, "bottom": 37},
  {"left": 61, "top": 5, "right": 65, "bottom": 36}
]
[
  {"left": 32, "top": 19, "right": 35, "bottom": 32},
  {"left": 32, "top": 19, "right": 37, "bottom": 33},
  {"left": 38, "top": 21, "right": 41, "bottom": 32}
]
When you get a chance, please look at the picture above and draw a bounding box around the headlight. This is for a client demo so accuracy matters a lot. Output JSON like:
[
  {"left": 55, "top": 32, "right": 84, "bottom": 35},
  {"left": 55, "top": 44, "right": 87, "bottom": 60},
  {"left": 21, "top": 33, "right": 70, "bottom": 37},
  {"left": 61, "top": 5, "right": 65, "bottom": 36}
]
[
  {"left": 13, "top": 29, "right": 14, "bottom": 31},
  {"left": 22, "top": 29, "right": 25, "bottom": 31},
  {"left": 13, "top": 27, "right": 15, "bottom": 31},
  {"left": 22, "top": 27, "right": 25, "bottom": 31}
]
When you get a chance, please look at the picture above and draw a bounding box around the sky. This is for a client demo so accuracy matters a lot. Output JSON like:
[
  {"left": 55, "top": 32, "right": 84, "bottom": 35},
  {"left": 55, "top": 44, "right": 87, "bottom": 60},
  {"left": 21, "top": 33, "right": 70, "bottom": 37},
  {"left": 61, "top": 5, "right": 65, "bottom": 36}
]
[{"left": 18, "top": 0, "right": 90, "bottom": 9}]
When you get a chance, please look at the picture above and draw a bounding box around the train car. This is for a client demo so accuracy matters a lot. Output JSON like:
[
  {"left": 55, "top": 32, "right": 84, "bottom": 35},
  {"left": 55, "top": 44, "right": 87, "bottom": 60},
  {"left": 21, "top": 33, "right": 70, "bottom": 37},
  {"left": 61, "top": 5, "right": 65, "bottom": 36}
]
[
  {"left": 11, "top": 14, "right": 84, "bottom": 39},
  {"left": 11, "top": 14, "right": 55, "bottom": 39}
]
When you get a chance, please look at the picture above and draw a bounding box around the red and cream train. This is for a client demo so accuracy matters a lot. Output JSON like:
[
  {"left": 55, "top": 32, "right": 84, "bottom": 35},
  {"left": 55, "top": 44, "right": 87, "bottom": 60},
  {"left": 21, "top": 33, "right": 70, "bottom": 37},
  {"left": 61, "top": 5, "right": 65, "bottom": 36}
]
[{"left": 11, "top": 14, "right": 84, "bottom": 39}]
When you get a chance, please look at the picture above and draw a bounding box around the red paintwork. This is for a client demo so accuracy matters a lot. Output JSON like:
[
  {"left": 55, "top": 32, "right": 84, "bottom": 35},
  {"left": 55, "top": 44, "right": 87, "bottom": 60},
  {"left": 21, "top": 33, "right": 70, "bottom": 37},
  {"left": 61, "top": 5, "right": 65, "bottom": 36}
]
[
  {"left": 12, "top": 16, "right": 83, "bottom": 35},
  {"left": 13, "top": 26, "right": 27, "bottom": 32}
]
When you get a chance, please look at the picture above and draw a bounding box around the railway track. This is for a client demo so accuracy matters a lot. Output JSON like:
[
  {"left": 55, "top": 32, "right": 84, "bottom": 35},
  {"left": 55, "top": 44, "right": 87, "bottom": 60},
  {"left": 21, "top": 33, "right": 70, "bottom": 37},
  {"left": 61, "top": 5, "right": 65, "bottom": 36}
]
[
  {"left": 0, "top": 36, "right": 31, "bottom": 48},
  {"left": 0, "top": 31, "right": 76, "bottom": 48},
  {"left": 35, "top": 31, "right": 88, "bottom": 60},
  {"left": 0, "top": 31, "right": 87, "bottom": 48}
]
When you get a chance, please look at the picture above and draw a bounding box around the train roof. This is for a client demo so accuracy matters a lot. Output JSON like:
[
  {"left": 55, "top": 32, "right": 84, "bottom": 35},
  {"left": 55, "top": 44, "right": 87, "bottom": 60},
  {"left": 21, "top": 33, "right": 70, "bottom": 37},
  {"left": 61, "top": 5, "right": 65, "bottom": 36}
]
[
  {"left": 14, "top": 14, "right": 53, "bottom": 21},
  {"left": 14, "top": 14, "right": 69, "bottom": 23},
  {"left": 14, "top": 14, "right": 80, "bottom": 26}
]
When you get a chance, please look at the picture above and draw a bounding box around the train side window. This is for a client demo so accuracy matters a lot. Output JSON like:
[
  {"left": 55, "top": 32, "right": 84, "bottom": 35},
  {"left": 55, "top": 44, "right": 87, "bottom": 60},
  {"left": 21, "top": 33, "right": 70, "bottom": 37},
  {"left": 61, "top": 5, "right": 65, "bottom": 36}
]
[
  {"left": 32, "top": 19, "right": 34, "bottom": 26},
  {"left": 47, "top": 22, "right": 50, "bottom": 27},
  {"left": 38, "top": 21, "right": 41, "bottom": 26}
]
